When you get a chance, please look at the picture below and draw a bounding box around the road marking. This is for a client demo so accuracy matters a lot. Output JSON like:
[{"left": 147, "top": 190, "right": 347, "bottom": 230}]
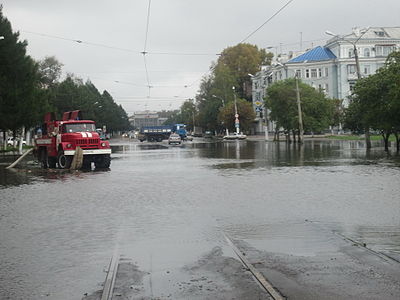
[{"left": 224, "top": 233, "right": 285, "bottom": 300}]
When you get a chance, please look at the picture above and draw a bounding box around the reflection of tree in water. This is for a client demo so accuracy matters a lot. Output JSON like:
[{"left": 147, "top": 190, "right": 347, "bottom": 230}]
[{"left": 194, "top": 140, "right": 400, "bottom": 170}]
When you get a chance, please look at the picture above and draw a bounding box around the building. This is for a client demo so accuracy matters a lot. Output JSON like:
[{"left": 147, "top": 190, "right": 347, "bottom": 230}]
[
  {"left": 129, "top": 111, "right": 166, "bottom": 129},
  {"left": 250, "top": 27, "right": 400, "bottom": 133}
]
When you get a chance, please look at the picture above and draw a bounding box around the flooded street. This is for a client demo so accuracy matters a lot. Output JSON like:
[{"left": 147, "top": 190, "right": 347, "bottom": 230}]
[{"left": 1, "top": 139, "right": 400, "bottom": 299}]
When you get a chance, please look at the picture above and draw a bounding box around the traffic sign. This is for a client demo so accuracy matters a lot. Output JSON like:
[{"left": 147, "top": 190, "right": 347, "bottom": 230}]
[
  {"left": 235, "top": 114, "right": 239, "bottom": 118},
  {"left": 235, "top": 123, "right": 240, "bottom": 128},
  {"left": 255, "top": 101, "right": 262, "bottom": 107}
]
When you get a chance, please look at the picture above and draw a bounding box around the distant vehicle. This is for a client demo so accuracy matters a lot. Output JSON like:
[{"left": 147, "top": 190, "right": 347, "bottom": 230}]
[
  {"left": 138, "top": 124, "right": 187, "bottom": 142},
  {"left": 186, "top": 134, "right": 193, "bottom": 141},
  {"left": 223, "top": 132, "right": 247, "bottom": 140},
  {"left": 204, "top": 131, "right": 213, "bottom": 138},
  {"left": 193, "top": 126, "right": 203, "bottom": 137},
  {"left": 7, "top": 137, "right": 26, "bottom": 146},
  {"left": 168, "top": 133, "right": 182, "bottom": 145}
]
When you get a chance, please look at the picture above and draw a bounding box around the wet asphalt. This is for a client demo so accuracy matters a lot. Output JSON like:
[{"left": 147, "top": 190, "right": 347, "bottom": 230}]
[{"left": 1, "top": 138, "right": 400, "bottom": 299}]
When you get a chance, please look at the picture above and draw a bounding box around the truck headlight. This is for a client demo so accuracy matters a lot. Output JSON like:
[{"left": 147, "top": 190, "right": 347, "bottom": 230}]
[
  {"left": 67, "top": 143, "right": 72, "bottom": 148},
  {"left": 101, "top": 142, "right": 106, "bottom": 147}
]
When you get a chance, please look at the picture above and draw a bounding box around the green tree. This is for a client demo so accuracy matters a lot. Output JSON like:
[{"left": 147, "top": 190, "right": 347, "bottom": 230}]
[
  {"left": 194, "top": 43, "right": 273, "bottom": 132},
  {"left": 265, "top": 78, "right": 334, "bottom": 141},
  {"left": 0, "top": 6, "right": 48, "bottom": 142},
  {"left": 37, "top": 56, "right": 63, "bottom": 88},
  {"left": 345, "top": 51, "right": 400, "bottom": 151},
  {"left": 48, "top": 75, "right": 130, "bottom": 132},
  {"left": 218, "top": 43, "right": 271, "bottom": 100},
  {"left": 218, "top": 98, "right": 255, "bottom": 133}
]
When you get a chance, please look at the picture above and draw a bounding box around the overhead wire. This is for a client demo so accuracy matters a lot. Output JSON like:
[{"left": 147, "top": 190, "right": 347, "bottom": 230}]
[{"left": 240, "top": 0, "right": 295, "bottom": 43}]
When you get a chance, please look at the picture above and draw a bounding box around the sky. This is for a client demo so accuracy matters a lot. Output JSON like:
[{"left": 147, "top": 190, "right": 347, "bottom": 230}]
[{"left": 1, "top": 0, "right": 400, "bottom": 115}]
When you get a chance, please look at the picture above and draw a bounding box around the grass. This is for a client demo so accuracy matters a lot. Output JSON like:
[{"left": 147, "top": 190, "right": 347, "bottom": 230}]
[
  {"left": 326, "top": 134, "right": 396, "bottom": 142},
  {"left": 0, "top": 145, "right": 34, "bottom": 153}
]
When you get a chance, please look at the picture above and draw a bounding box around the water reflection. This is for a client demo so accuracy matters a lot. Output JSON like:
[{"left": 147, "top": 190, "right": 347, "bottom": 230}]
[{"left": 192, "top": 140, "right": 400, "bottom": 169}]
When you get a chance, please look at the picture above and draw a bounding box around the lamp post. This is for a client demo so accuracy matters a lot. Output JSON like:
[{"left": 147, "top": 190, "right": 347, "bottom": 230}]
[
  {"left": 0, "top": 36, "right": 4, "bottom": 40},
  {"left": 325, "top": 29, "right": 369, "bottom": 80},
  {"left": 325, "top": 28, "right": 371, "bottom": 148},
  {"left": 232, "top": 86, "right": 240, "bottom": 134}
]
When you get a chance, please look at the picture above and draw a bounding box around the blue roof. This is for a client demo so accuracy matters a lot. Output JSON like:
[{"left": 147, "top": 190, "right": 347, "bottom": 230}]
[{"left": 288, "top": 46, "right": 336, "bottom": 63}]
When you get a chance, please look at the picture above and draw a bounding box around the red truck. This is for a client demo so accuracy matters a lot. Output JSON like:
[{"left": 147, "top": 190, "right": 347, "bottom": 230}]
[{"left": 34, "top": 110, "right": 111, "bottom": 169}]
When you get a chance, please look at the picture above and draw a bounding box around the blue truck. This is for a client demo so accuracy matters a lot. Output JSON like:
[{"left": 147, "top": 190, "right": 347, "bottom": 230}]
[{"left": 138, "top": 124, "right": 187, "bottom": 142}]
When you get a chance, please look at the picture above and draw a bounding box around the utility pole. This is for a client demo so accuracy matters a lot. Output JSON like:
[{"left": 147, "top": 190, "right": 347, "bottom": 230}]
[
  {"left": 233, "top": 87, "right": 240, "bottom": 134},
  {"left": 326, "top": 28, "right": 371, "bottom": 148},
  {"left": 294, "top": 74, "right": 304, "bottom": 143}
]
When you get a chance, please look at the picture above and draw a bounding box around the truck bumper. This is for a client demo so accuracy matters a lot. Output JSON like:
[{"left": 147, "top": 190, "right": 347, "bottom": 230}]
[{"left": 64, "top": 149, "right": 111, "bottom": 156}]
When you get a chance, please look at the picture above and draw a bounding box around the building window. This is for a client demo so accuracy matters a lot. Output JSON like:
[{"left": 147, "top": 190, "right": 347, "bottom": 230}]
[
  {"left": 279, "top": 71, "right": 282, "bottom": 79},
  {"left": 348, "top": 49, "right": 353, "bottom": 58},
  {"left": 325, "top": 84, "right": 329, "bottom": 93},
  {"left": 347, "top": 65, "right": 356, "bottom": 75},
  {"left": 295, "top": 69, "right": 301, "bottom": 78},
  {"left": 363, "top": 65, "right": 370, "bottom": 75},
  {"left": 305, "top": 69, "right": 310, "bottom": 78},
  {"left": 375, "top": 45, "right": 396, "bottom": 57},
  {"left": 349, "top": 81, "right": 356, "bottom": 93},
  {"left": 318, "top": 84, "right": 322, "bottom": 91},
  {"left": 318, "top": 68, "right": 322, "bottom": 77},
  {"left": 324, "top": 67, "right": 329, "bottom": 77},
  {"left": 311, "top": 69, "right": 318, "bottom": 78},
  {"left": 364, "top": 48, "right": 370, "bottom": 57}
]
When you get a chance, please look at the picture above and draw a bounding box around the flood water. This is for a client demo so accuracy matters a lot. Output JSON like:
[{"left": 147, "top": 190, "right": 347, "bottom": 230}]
[{"left": 1, "top": 138, "right": 400, "bottom": 299}]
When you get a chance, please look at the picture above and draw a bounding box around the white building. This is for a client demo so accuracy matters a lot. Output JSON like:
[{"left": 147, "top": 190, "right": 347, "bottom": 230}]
[{"left": 250, "top": 27, "right": 400, "bottom": 133}]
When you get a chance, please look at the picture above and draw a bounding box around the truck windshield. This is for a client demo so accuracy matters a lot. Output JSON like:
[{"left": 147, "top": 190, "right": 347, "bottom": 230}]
[{"left": 64, "top": 123, "right": 95, "bottom": 133}]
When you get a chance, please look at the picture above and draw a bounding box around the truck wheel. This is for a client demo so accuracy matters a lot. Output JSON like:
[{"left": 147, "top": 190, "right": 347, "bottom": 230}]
[
  {"left": 57, "top": 150, "right": 72, "bottom": 169},
  {"left": 95, "top": 154, "right": 111, "bottom": 169}
]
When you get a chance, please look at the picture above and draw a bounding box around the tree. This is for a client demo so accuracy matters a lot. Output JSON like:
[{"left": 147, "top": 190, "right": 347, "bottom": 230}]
[
  {"left": 0, "top": 6, "right": 48, "bottom": 143},
  {"left": 37, "top": 56, "right": 63, "bottom": 88},
  {"left": 48, "top": 75, "right": 130, "bottom": 132},
  {"left": 218, "top": 43, "right": 272, "bottom": 100},
  {"left": 194, "top": 43, "right": 273, "bottom": 132},
  {"left": 218, "top": 98, "right": 255, "bottom": 133},
  {"left": 345, "top": 51, "right": 400, "bottom": 151},
  {"left": 265, "top": 78, "right": 334, "bottom": 142}
]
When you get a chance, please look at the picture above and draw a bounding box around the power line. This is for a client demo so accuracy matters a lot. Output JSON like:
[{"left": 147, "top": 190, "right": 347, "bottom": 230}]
[
  {"left": 143, "top": 0, "right": 152, "bottom": 53},
  {"left": 21, "top": 30, "right": 219, "bottom": 56},
  {"left": 240, "top": 0, "right": 295, "bottom": 43}
]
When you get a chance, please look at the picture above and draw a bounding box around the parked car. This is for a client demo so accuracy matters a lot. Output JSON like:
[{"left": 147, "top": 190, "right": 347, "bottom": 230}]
[
  {"left": 7, "top": 137, "right": 26, "bottom": 146},
  {"left": 168, "top": 133, "right": 182, "bottom": 145}
]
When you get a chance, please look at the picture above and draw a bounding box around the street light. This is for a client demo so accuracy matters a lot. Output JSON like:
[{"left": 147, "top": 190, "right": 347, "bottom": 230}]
[
  {"left": 232, "top": 86, "right": 240, "bottom": 134},
  {"left": 0, "top": 36, "right": 4, "bottom": 40},
  {"left": 212, "top": 95, "right": 225, "bottom": 107},
  {"left": 325, "top": 27, "right": 370, "bottom": 80}
]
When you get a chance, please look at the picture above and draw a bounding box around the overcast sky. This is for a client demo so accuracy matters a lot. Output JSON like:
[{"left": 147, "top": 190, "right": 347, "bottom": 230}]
[{"left": 2, "top": 0, "right": 400, "bottom": 114}]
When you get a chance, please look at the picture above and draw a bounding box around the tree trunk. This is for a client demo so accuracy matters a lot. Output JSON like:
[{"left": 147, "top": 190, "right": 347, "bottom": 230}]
[
  {"left": 365, "top": 129, "right": 372, "bottom": 149},
  {"left": 3, "top": 131, "right": 7, "bottom": 151},
  {"left": 381, "top": 131, "right": 390, "bottom": 152},
  {"left": 395, "top": 132, "right": 400, "bottom": 152},
  {"left": 274, "top": 129, "right": 279, "bottom": 141},
  {"left": 292, "top": 130, "right": 296, "bottom": 143},
  {"left": 286, "top": 131, "right": 291, "bottom": 143}
]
